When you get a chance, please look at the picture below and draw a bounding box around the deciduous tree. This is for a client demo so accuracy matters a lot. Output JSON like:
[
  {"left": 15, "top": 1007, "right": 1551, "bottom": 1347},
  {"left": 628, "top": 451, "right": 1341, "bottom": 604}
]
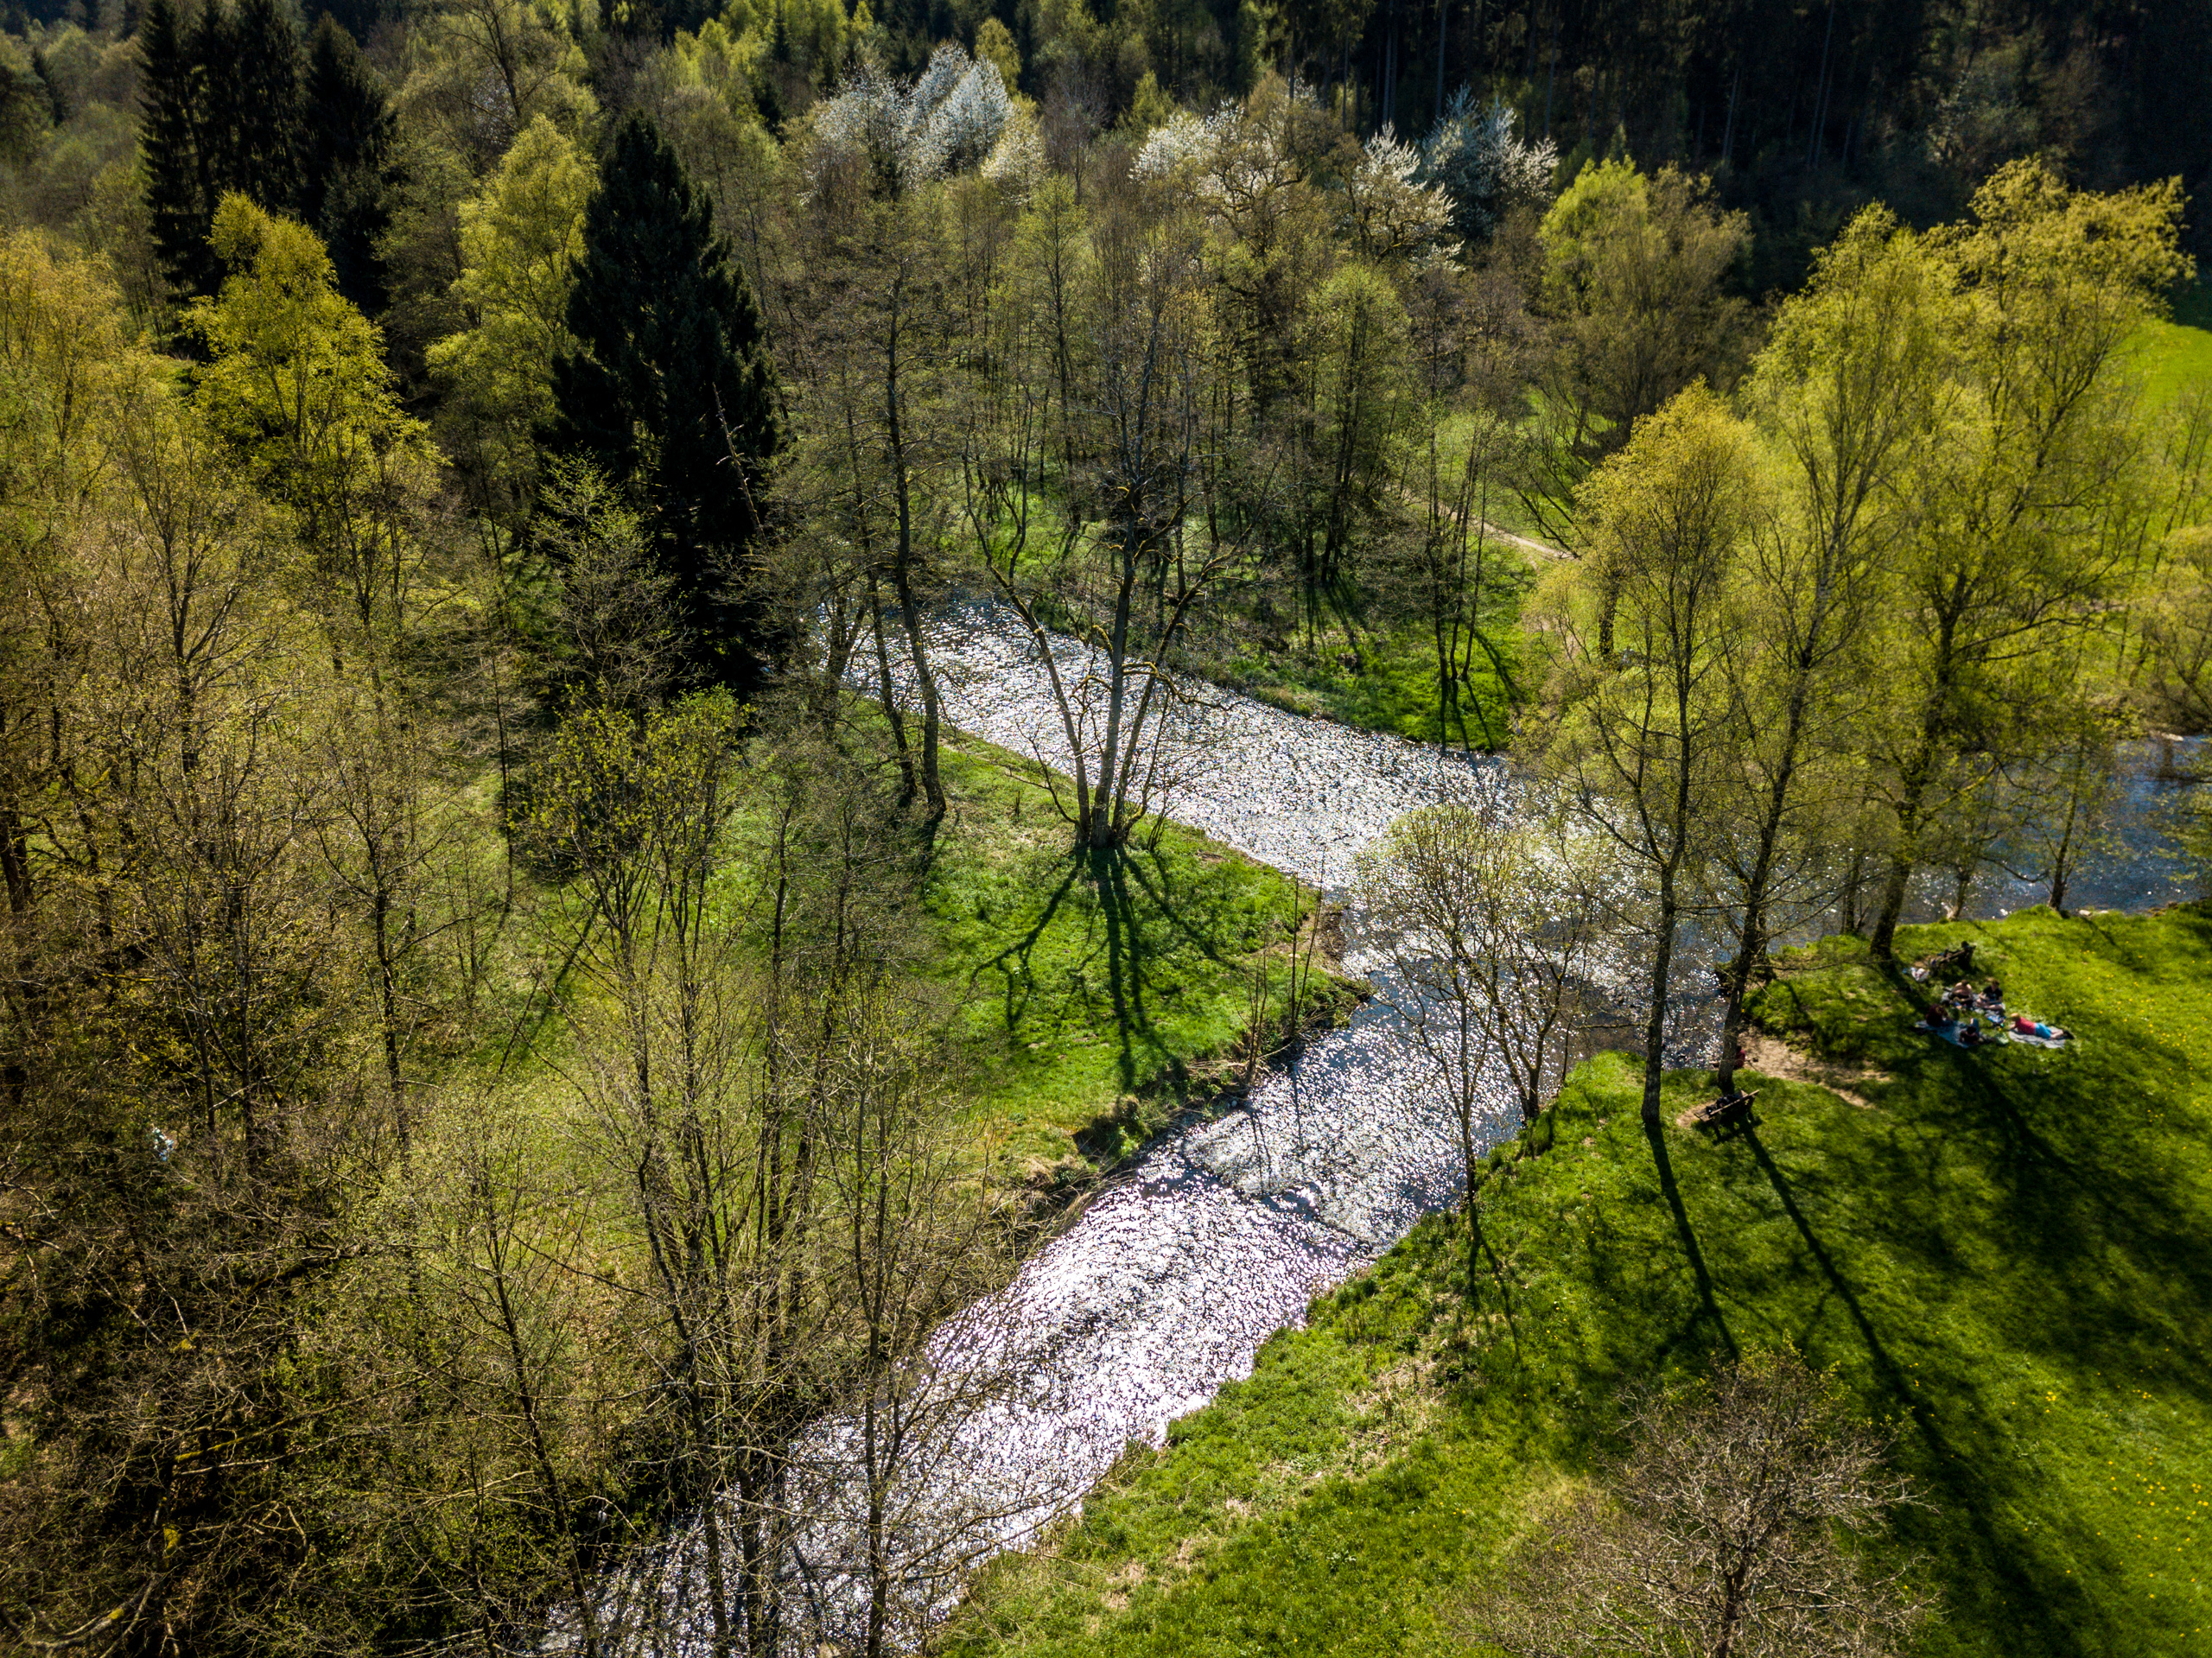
[
  {"left": 1465, "top": 1351, "right": 1932, "bottom": 1658},
  {"left": 1863, "top": 161, "right": 2190, "bottom": 958},
  {"left": 1536, "top": 384, "right": 1756, "bottom": 1124}
]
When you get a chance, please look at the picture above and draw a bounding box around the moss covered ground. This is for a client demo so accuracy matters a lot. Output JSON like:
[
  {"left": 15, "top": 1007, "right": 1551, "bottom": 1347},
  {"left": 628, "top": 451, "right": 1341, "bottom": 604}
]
[{"left": 941, "top": 904, "right": 2212, "bottom": 1656}]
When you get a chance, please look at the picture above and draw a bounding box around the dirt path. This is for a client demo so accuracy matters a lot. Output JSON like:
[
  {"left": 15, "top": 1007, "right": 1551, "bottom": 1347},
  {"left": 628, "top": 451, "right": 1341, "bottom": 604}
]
[
  {"left": 1670, "top": 1031, "right": 1890, "bottom": 1127},
  {"left": 1476, "top": 518, "right": 1569, "bottom": 561},
  {"left": 1742, "top": 1031, "right": 1891, "bottom": 1109}
]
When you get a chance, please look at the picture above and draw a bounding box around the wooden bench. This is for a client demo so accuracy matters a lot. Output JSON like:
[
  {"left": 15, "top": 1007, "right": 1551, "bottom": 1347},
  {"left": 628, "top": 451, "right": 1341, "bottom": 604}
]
[{"left": 1689, "top": 1090, "right": 1760, "bottom": 1133}]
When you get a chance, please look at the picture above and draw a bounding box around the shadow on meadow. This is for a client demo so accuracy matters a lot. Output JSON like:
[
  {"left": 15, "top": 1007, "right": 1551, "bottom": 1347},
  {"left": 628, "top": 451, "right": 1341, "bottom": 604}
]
[
  {"left": 938, "top": 907, "right": 2211, "bottom": 1658},
  {"left": 1503, "top": 906, "right": 2212, "bottom": 1655}
]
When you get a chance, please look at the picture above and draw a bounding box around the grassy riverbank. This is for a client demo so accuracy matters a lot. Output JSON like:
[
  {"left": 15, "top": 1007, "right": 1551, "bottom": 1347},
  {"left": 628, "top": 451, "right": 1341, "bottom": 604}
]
[
  {"left": 922, "top": 725, "right": 1351, "bottom": 1178},
  {"left": 1204, "top": 611, "right": 1529, "bottom": 751},
  {"left": 940, "top": 904, "right": 2212, "bottom": 1656}
]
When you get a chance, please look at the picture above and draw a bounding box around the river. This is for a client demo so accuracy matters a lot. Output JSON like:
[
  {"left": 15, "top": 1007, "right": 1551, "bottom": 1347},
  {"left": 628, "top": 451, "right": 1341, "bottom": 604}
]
[{"left": 599, "top": 602, "right": 2204, "bottom": 1655}]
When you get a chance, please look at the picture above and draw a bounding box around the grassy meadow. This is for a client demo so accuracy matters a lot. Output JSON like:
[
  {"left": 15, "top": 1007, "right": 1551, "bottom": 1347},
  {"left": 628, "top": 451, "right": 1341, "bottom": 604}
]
[
  {"left": 464, "top": 715, "right": 1341, "bottom": 1215},
  {"left": 2138, "top": 281, "right": 2212, "bottom": 409},
  {"left": 941, "top": 904, "right": 2212, "bottom": 1657},
  {"left": 919, "top": 725, "right": 1350, "bottom": 1175},
  {"left": 1211, "top": 612, "right": 1528, "bottom": 752}
]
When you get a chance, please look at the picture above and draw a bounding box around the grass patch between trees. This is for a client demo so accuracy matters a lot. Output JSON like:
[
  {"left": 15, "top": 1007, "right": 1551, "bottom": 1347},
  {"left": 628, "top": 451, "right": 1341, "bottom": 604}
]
[
  {"left": 923, "top": 726, "right": 1354, "bottom": 1179},
  {"left": 1205, "top": 615, "right": 1527, "bottom": 752}
]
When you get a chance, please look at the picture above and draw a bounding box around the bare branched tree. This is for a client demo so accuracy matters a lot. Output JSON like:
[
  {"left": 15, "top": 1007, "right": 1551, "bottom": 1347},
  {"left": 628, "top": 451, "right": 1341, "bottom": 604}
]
[
  {"left": 1355, "top": 801, "right": 1605, "bottom": 1226},
  {"left": 1465, "top": 1351, "right": 1934, "bottom": 1658},
  {"left": 966, "top": 207, "right": 1261, "bottom": 848}
]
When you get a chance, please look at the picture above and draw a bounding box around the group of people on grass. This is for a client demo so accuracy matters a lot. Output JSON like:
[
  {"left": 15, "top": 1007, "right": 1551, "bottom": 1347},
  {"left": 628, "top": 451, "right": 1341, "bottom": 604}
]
[{"left": 1916, "top": 970, "right": 2071, "bottom": 1048}]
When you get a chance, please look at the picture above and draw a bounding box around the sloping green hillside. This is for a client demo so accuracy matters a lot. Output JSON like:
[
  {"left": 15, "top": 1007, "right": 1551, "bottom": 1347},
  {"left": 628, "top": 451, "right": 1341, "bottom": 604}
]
[{"left": 944, "top": 905, "right": 2212, "bottom": 1657}]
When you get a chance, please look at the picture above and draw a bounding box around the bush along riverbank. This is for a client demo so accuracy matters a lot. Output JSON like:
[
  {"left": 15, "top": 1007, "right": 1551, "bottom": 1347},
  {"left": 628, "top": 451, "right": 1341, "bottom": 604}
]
[{"left": 939, "top": 904, "right": 2212, "bottom": 1657}]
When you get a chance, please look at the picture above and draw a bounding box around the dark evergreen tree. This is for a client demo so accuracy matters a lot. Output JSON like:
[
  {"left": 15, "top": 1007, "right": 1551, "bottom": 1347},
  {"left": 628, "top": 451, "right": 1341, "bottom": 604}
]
[
  {"left": 300, "top": 16, "right": 396, "bottom": 314},
  {"left": 0, "top": 51, "right": 48, "bottom": 162},
  {"left": 552, "top": 115, "right": 786, "bottom": 692},
  {"left": 137, "top": 0, "right": 213, "bottom": 295},
  {"left": 196, "top": 0, "right": 303, "bottom": 215}
]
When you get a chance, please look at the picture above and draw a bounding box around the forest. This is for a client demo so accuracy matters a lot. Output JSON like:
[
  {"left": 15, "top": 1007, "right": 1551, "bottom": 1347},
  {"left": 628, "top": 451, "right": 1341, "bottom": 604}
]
[{"left": 1, "top": 0, "right": 2209, "bottom": 1651}]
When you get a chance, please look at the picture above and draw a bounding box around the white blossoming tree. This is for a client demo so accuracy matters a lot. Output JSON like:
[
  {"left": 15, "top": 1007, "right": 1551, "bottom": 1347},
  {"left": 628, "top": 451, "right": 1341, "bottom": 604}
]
[
  {"left": 1420, "top": 89, "right": 1557, "bottom": 245},
  {"left": 1343, "top": 123, "right": 1458, "bottom": 262},
  {"left": 810, "top": 43, "right": 1012, "bottom": 197}
]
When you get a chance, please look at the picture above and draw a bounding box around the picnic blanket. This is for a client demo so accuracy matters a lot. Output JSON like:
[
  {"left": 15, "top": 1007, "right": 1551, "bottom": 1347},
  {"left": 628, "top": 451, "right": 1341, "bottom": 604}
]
[
  {"left": 1912, "top": 1020, "right": 1973, "bottom": 1048},
  {"left": 1911, "top": 1018, "right": 2073, "bottom": 1050}
]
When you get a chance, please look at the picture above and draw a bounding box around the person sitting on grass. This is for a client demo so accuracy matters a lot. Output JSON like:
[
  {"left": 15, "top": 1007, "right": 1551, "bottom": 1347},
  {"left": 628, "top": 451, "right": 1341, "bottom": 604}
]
[
  {"left": 1980, "top": 979, "right": 2005, "bottom": 1011},
  {"left": 1959, "top": 1020, "right": 1988, "bottom": 1049}
]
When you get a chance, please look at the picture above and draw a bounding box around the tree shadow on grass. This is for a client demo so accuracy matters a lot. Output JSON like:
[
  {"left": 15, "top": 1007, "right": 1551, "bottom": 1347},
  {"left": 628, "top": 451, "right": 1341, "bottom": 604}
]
[
  {"left": 1643, "top": 1118, "right": 1738, "bottom": 1363},
  {"left": 1736, "top": 1118, "right": 2054, "bottom": 1609},
  {"left": 971, "top": 858, "right": 1083, "bottom": 1038},
  {"left": 968, "top": 841, "right": 1284, "bottom": 1101},
  {"left": 1723, "top": 978, "right": 2212, "bottom": 1658},
  {"left": 1095, "top": 847, "right": 1161, "bottom": 1096}
]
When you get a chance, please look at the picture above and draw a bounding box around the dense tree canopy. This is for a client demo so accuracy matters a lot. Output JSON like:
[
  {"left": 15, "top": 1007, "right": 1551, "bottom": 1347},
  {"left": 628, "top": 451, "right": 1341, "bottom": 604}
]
[{"left": 0, "top": 0, "right": 2205, "bottom": 1650}]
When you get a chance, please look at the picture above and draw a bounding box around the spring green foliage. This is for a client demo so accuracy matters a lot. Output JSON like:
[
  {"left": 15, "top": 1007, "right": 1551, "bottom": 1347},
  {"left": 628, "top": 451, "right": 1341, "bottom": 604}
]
[
  {"left": 946, "top": 903, "right": 2212, "bottom": 1657},
  {"left": 188, "top": 195, "right": 415, "bottom": 470},
  {"left": 429, "top": 114, "right": 594, "bottom": 504},
  {"left": 1516, "top": 160, "right": 1751, "bottom": 542},
  {"left": 4, "top": 0, "right": 2212, "bottom": 1644}
]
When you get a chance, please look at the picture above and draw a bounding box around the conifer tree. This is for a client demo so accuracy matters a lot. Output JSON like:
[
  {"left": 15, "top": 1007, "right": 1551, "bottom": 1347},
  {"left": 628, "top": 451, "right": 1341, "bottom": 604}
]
[
  {"left": 196, "top": 0, "right": 303, "bottom": 214},
  {"left": 553, "top": 114, "right": 785, "bottom": 692},
  {"left": 138, "top": 0, "right": 212, "bottom": 295},
  {"left": 301, "top": 16, "right": 396, "bottom": 314}
]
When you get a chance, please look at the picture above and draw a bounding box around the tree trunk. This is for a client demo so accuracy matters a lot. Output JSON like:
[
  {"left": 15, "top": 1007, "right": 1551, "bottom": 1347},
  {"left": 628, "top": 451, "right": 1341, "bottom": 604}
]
[
  {"left": 1717, "top": 675, "right": 1813, "bottom": 1093},
  {"left": 866, "top": 567, "right": 917, "bottom": 804},
  {"left": 1643, "top": 863, "right": 1678, "bottom": 1125},
  {"left": 1871, "top": 727, "right": 1936, "bottom": 960},
  {"left": 884, "top": 272, "right": 944, "bottom": 818}
]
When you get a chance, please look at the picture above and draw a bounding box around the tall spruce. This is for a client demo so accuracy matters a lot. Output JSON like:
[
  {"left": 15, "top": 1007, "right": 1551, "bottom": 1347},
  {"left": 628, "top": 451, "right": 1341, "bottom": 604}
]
[
  {"left": 301, "top": 16, "right": 397, "bottom": 314},
  {"left": 553, "top": 115, "right": 785, "bottom": 692},
  {"left": 139, "top": 0, "right": 212, "bottom": 295},
  {"left": 196, "top": 0, "right": 304, "bottom": 214}
]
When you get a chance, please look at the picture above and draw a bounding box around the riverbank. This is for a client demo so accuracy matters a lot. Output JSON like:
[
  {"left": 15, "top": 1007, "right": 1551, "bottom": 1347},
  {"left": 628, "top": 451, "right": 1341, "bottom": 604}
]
[
  {"left": 938, "top": 903, "right": 2212, "bottom": 1657},
  {"left": 922, "top": 724, "right": 1357, "bottom": 1180}
]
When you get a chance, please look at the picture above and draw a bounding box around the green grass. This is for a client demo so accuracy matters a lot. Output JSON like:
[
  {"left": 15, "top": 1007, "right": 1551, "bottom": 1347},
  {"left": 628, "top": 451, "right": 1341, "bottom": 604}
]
[
  {"left": 922, "top": 726, "right": 1351, "bottom": 1175},
  {"left": 957, "top": 479, "right": 1540, "bottom": 751},
  {"left": 2136, "top": 283, "right": 2212, "bottom": 409},
  {"left": 467, "top": 715, "right": 1342, "bottom": 1211},
  {"left": 1207, "top": 616, "right": 1528, "bottom": 751},
  {"left": 944, "top": 904, "right": 2212, "bottom": 1656}
]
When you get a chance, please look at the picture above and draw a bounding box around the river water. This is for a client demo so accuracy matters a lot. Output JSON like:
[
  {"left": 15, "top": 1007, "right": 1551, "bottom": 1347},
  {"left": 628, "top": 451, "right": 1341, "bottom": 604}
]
[{"left": 605, "top": 603, "right": 2204, "bottom": 1654}]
